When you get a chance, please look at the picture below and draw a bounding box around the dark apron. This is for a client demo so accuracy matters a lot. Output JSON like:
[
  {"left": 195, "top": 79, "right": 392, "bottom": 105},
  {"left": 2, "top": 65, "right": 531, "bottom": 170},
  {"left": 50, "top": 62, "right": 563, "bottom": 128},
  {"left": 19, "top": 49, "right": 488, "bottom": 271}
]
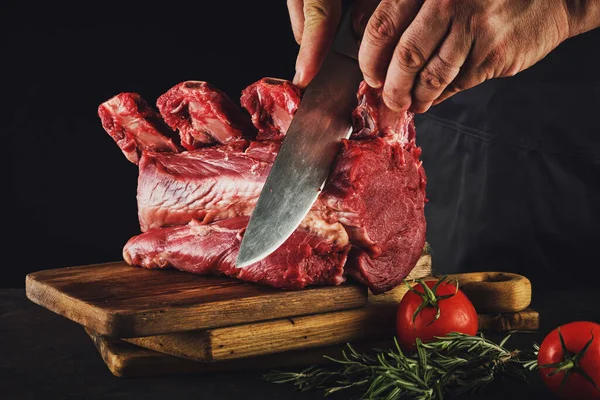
[{"left": 414, "top": 29, "right": 600, "bottom": 289}]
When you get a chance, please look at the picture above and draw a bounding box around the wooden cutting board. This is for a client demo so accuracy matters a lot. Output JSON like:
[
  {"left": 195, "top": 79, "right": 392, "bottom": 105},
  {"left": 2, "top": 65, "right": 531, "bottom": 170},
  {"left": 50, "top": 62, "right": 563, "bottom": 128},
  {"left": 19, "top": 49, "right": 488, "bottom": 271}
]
[
  {"left": 86, "top": 327, "right": 382, "bottom": 377},
  {"left": 25, "top": 261, "right": 368, "bottom": 338},
  {"left": 122, "top": 305, "right": 538, "bottom": 362},
  {"left": 118, "top": 274, "right": 537, "bottom": 362},
  {"left": 478, "top": 308, "right": 539, "bottom": 332},
  {"left": 25, "top": 251, "right": 433, "bottom": 339},
  {"left": 447, "top": 272, "right": 532, "bottom": 313},
  {"left": 86, "top": 309, "right": 539, "bottom": 377},
  {"left": 27, "top": 250, "right": 539, "bottom": 377}
]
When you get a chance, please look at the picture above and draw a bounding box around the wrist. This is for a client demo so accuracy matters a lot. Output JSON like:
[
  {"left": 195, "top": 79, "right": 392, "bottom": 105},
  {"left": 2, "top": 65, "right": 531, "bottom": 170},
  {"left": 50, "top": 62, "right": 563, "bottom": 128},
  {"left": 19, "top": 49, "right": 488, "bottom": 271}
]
[{"left": 563, "top": 0, "right": 600, "bottom": 38}]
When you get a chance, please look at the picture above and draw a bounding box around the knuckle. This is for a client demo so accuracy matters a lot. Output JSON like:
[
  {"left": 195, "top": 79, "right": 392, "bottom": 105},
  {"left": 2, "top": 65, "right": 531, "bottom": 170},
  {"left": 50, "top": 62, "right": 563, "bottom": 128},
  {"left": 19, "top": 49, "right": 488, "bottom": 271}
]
[
  {"left": 304, "top": 1, "right": 330, "bottom": 23},
  {"left": 446, "top": 79, "right": 466, "bottom": 93},
  {"left": 418, "top": 54, "right": 462, "bottom": 91},
  {"left": 383, "top": 89, "right": 410, "bottom": 111},
  {"left": 410, "top": 101, "right": 430, "bottom": 114},
  {"left": 436, "top": 52, "right": 460, "bottom": 73},
  {"left": 367, "top": 8, "right": 398, "bottom": 42},
  {"left": 481, "top": 44, "right": 506, "bottom": 72},
  {"left": 394, "top": 41, "right": 427, "bottom": 73},
  {"left": 419, "top": 66, "right": 448, "bottom": 91},
  {"left": 503, "top": 61, "right": 522, "bottom": 77}
]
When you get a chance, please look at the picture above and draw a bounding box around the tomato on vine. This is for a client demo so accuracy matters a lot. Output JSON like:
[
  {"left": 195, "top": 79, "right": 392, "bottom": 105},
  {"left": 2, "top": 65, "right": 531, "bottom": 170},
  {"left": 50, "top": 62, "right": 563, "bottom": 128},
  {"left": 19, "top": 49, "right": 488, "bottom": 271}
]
[
  {"left": 396, "top": 276, "right": 478, "bottom": 351},
  {"left": 538, "top": 321, "right": 600, "bottom": 400}
]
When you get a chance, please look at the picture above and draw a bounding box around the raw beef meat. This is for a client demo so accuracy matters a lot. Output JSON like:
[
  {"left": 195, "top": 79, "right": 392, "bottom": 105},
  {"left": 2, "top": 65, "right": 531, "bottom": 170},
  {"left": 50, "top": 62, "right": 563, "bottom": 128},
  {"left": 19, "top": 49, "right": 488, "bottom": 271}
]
[
  {"left": 240, "top": 78, "right": 302, "bottom": 140},
  {"left": 137, "top": 83, "right": 418, "bottom": 233},
  {"left": 123, "top": 217, "right": 348, "bottom": 290},
  {"left": 322, "top": 138, "right": 426, "bottom": 293},
  {"left": 156, "top": 81, "right": 255, "bottom": 150},
  {"left": 98, "top": 77, "right": 427, "bottom": 294},
  {"left": 98, "top": 93, "right": 181, "bottom": 164},
  {"left": 137, "top": 140, "right": 277, "bottom": 231},
  {"left": 352, "top": 81, "right": 416, "bottom": 144}
]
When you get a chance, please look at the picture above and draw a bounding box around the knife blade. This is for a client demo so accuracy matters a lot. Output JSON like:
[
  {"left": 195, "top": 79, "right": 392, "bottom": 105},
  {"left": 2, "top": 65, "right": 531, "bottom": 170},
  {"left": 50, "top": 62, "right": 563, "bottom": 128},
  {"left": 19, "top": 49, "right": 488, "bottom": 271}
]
[{"left": 236, "top": 8, "right": 363, "bottom": 268}]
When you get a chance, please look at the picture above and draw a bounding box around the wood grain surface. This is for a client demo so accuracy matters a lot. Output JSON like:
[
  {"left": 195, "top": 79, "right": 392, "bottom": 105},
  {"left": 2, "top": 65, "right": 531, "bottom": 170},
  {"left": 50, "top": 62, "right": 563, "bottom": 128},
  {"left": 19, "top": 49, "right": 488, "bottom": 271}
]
[
  {"left": 87, "top": 308, "right": 539, "bottom": 377},
  {"left": 124, "top": 305, "right": 391, "bottom": 362},
  {"left": 477, "top": 308, "right": 539, "bottom": 332},
  {"left": 117, "top": 258, "right": 432, "bottom": 361},
  {"left": 447, "top": 272, "right": 532, "bottom": 313},
  {"left": 26, "top": 261, "right": 368, "bottom": 338},
  {"left": 120, "top": 269, "right": 538, "bottom": 363},
  {"left": 85, "top": 327, "right": 389, "bottom": 378}
]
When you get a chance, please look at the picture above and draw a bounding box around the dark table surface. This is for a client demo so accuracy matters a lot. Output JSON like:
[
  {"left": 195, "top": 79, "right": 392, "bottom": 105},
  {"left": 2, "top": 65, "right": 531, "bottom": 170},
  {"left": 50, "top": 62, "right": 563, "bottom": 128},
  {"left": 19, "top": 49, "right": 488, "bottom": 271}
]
[{"left": 2, "top": 287, "right": 599, "bottom": 400}]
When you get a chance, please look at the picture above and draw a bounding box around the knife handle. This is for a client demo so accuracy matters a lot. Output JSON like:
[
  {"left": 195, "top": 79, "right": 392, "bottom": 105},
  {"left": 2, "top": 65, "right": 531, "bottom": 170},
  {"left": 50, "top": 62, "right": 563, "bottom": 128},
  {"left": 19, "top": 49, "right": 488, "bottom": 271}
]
[{"left": 333, "top": 1, "right": 359, "bottom": 61}]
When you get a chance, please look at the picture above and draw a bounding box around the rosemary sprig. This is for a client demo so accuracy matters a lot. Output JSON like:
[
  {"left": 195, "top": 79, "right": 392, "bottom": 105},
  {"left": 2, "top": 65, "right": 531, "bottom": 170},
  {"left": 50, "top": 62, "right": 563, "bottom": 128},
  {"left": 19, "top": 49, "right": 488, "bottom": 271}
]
[{"left": 264, "top": 333, "right": 538, "bottom": 399}]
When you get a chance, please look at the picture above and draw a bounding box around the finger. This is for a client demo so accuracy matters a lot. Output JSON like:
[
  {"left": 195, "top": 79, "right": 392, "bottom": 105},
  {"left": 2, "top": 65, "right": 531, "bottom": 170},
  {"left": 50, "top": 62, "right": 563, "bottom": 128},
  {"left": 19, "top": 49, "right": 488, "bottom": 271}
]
[
  {"left": 432, "top": 62, "right": 487, "bottom": 106},
  {"left": 382, "top": 1, "right": 451, "bottom": 111},
  {"left": 431, "top": 34, "right": 497, "bottom": 106},
  {"left": 358, "top": 0, "right": 422, "bottom": 89},
  {"left": 351, "top": 0, "right": 381, "bottom": 38},
  {"left": 432, "top": 90, "right": 457, "bottom": 105},
  {"left": 293, "top": 0, "right": 342, "bottom": 88},
  {"left": 410, "top": 25, "right": 473, "bottom": 113},
  {"left": 287, "top": 0, "right": 305, "bottom": 45}
]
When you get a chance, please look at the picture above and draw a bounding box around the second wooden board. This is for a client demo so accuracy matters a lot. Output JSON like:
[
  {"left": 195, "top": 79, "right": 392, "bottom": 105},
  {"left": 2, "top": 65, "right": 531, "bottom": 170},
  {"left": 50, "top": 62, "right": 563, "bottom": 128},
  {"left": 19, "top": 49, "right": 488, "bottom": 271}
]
[
  {"left": 121, "top": 271, "right": 538, "bottom": 363},
  {"left": 86, "top": 328, "right": 389, "bottom": 378}
]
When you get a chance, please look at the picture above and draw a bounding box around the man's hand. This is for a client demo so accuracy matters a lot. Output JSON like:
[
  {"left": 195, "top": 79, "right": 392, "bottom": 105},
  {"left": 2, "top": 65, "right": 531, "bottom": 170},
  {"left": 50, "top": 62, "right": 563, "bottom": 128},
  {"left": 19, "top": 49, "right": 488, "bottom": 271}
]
[
  {"left": 287, "top": 0, "right": 343, "bottom": 88},
  {"left": 360, "top": 0, "right": 576, "bottom": 113},
  {"left": 288, "top": 0, "right": 381, "bottom": 88},
  {"left": 289, "top": 0, "right": 600, "bottom": 112}
]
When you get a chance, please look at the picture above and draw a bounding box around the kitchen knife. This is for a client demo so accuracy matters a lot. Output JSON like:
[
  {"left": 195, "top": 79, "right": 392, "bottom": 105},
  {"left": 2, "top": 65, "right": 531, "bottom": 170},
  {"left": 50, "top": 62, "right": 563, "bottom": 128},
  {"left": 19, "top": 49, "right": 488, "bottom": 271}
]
[{"left": 236, "top": 7, "right": 363, "bottom": 268}]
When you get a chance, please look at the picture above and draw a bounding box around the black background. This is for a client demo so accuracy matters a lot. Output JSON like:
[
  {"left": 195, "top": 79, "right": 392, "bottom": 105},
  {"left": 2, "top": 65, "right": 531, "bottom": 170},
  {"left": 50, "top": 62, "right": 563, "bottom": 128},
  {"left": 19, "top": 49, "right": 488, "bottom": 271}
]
[
  {"left": 3, "top": 2, "right": 599, "bottom": 289},
  {"left": 2, "top": 1, "right": 299, "bottom": 288}
]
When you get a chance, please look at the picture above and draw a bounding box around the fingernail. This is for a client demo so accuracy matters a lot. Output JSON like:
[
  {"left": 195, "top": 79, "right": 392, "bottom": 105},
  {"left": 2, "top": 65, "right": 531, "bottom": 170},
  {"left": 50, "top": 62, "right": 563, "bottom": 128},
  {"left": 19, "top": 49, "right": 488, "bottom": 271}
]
[
  {"left": 383, "top": 93, "right": 410, "bottom": 112},
  {"left": 409, "top": 102, "right": 431, "bottom": 114},
  {"left": 293, "top": 70, "right": 303, "bottom": 86},
  {"left": 363, "top": 75, "right": 382, "bottom": 89}
]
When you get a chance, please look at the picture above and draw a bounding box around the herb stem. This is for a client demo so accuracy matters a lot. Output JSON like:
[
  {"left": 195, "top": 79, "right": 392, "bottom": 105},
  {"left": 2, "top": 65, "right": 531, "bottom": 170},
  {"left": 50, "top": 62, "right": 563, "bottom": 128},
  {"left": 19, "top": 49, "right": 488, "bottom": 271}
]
[{"left": 264, "top": 333, "right": 538, "bottom": 399}]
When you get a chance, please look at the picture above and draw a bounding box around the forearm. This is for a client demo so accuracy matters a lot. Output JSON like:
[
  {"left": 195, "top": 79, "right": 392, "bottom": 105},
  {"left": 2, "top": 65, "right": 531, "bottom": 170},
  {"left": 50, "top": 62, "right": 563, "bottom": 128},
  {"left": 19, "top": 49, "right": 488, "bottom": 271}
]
[{"left": 564, "top": 0, "right": 600, "bottom": 38}]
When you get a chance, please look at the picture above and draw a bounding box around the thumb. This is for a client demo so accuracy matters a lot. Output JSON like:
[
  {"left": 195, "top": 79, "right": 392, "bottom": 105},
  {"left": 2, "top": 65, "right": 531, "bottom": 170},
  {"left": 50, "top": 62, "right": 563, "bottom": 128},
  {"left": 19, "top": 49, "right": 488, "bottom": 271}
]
[{"left": 293, "top": 0, "right": 342, "bottom": 88}]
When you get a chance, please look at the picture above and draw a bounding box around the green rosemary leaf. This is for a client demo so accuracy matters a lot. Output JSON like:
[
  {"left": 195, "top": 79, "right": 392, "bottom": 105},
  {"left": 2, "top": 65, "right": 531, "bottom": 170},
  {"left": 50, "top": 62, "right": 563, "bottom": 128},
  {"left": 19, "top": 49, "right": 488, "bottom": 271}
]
[
  {"left": 264, "top": 332, "right": 537, "bottom": 399},
  {"left": 523, "top": 359, "right": 539, "bottom": 370},
  {"left": 386, "top": 386, "right": 409, "bottom": 400},
  {"left": 364, "top": 375, "right": 393, "bottom": 398},
  {"left": 324, "top": 378, "right": 370, "bottom": 396},
  {"left": 416, "top": 338, "right": 428, "bottom": 376},
  {"left": 499, "top": 334, "right": 512, "bottom": 348},
  {"left": 433, "top": 380, "right": 444, "bottom": 399}
]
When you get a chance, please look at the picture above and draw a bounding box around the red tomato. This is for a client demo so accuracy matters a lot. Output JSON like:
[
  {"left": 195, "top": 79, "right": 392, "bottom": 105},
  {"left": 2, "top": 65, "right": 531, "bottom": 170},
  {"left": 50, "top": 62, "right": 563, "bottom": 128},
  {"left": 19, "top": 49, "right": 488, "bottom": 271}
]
[
  {"left": 396, "top": 277, "right": 478, "bottom": 351},
  {"left": 538, "top": 321, "right": 600, "bottom": 400}
]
